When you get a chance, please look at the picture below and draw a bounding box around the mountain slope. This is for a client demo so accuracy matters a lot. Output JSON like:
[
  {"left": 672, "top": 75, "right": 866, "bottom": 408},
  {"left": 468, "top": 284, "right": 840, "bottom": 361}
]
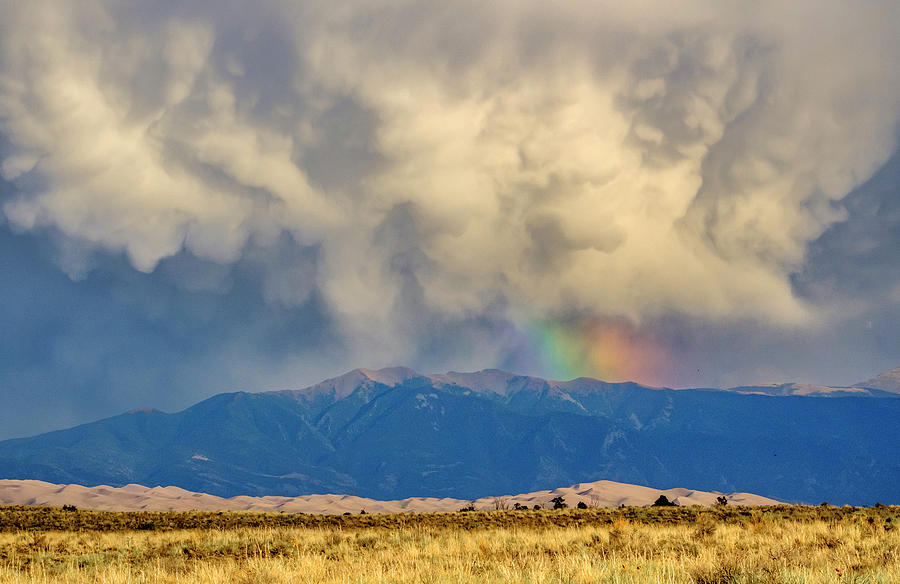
[
  {"left": 858, "top": 366, "right": 900, "bottom": 393},
  {"left": 0, "top": 368, "right": 898, "bottom": 505},
  {"left": 726, "top": 383, "right": 898, "bottom": 398}
]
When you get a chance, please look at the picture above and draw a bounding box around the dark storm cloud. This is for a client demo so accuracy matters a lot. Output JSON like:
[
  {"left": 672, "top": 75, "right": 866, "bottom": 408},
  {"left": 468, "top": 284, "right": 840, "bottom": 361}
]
[
  {"left": 0, "top": 204, "right": 343, "bottom": 439},
  {"left": 796, "top": 149, "right": 900, "bottom": 302}
]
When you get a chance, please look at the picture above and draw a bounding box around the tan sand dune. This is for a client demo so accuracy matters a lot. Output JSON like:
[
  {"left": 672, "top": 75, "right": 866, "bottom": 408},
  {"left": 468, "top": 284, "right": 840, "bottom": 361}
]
[{"left": 0, "top": 478, "right": 779, "bottom": 514}]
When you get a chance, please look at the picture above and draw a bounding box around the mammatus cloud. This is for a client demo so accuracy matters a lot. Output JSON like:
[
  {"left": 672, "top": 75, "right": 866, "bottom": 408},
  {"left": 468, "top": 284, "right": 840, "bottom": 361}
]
[{"left": 1, "top": 0, "right": 899, "bottom": 381}]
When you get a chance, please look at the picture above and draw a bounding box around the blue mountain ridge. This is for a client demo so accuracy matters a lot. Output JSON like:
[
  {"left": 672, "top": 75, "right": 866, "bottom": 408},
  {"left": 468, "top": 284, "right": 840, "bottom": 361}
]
[{"left": 0, "top": 367, "right": 897, "bottom": 505}]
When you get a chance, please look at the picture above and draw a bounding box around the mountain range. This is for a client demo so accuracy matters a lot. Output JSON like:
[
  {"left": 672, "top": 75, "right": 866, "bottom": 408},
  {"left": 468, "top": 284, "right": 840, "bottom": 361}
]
[{"left": 0, "top": 366, "right": 898, "bottom": 505}]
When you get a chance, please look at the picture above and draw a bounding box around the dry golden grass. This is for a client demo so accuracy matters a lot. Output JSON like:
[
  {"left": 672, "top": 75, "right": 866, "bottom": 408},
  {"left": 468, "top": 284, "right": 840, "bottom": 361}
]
[{"left": 0, "top": 506, "right": 897, "bottom": 583}]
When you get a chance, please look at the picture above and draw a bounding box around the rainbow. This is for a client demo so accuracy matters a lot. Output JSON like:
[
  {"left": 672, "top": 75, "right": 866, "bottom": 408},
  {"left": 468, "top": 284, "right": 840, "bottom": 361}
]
[{"left": 528, "top": 318, "right": 673, "bottom": 387}]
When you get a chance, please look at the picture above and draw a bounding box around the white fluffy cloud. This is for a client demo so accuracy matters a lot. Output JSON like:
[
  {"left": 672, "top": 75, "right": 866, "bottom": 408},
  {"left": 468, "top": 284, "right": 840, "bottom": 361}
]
[{"left": 1, "top": 0, "right": 898, "bottom": 359}]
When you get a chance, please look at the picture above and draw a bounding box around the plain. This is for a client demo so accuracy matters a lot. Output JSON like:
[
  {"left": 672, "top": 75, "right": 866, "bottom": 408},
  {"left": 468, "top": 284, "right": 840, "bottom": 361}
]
[{"left": 0, "top": 504, "right": 897, "bottom": 583}]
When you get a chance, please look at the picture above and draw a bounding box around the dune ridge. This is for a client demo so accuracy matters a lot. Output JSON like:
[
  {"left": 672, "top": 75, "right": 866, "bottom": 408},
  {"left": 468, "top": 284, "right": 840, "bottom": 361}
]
[{"left": 0, "top": 479, "right": 779, "bottom": 514}]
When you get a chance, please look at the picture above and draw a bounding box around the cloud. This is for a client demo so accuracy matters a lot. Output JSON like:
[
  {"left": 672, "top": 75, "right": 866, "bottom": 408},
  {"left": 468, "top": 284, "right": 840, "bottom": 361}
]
[{"left": 1, "top": 0, "right": 899, "bottom": 376}]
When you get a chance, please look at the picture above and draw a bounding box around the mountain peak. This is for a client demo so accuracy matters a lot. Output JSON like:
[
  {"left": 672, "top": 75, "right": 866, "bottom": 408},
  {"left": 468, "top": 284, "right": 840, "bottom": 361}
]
[
  {"left": 279, "top": 367, "right": 544, "bottom": 400},
  {"left": 274, "top": 367, "right": 424, "bottom": 401},
  {"left": 356, "top": 366, "right": 422, "bottom": 385},
  {"left": 858, "top": 366, "right": 900, "bottom": 393},
  {"left": 430, "top": 369, "right": 524, "bottom": 394}
]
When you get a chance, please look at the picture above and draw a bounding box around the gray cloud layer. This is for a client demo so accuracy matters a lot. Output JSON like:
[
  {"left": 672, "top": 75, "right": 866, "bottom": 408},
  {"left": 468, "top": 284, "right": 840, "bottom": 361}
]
[{"left": 1, "top": 1, "right": 899, "bottom": 437}]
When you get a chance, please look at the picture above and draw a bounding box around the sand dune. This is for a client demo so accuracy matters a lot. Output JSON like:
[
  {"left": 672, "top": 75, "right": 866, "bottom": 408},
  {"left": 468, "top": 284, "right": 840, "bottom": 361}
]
[{"left": 0, "top": 479, "right": 779, "bottom": 514}]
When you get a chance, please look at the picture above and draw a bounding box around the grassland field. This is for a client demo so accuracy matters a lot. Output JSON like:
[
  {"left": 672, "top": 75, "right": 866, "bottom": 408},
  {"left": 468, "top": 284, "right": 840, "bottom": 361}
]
[{"left": 0, "top": 504, "right": 897, "bottom": 583}]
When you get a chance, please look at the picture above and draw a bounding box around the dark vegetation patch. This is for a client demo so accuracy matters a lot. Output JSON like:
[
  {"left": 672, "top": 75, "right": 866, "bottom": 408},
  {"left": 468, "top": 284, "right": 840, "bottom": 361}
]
[{"left": 0, "top": 504, "right": 896, "bottom": 533}]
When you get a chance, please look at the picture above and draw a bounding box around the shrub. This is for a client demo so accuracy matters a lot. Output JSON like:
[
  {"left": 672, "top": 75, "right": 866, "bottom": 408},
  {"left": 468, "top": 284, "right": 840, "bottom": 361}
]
[
  {"left": 652, "top": 495, "right": 677, "bottom": 507},
  {"left": 693, "top": 514, "right": 717, "bottom": 539},
  {"left": 550, "top": 496, "right": 567, "bottom": 510},
  {"left": 576, "top": 501, "right": 588, "bottom": 509}
]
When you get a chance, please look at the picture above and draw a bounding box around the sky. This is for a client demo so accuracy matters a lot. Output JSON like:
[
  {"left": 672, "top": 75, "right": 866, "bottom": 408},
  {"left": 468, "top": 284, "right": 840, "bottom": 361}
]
[{"left": 1, "top": 0, "right": 899, "bottom": 440}]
